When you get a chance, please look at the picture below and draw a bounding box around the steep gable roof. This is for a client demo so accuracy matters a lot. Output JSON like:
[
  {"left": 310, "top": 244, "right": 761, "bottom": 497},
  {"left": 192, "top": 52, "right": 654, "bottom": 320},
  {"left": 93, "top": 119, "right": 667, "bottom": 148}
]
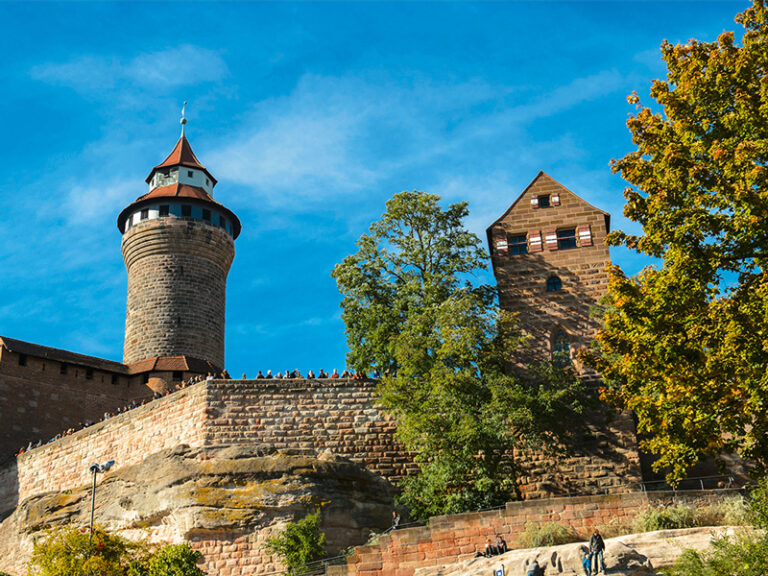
[{"left": 145, "top": 135, "right": 217, "bottom": 186}]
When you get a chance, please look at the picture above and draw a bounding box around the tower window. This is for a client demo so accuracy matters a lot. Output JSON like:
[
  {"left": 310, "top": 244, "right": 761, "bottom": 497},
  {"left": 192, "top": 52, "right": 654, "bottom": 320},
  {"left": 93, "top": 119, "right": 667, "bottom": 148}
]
[
  {"left": 60, "top": 363, "right": 68, "bottom": 375},
  {"left": 206, "top": 178, "right": 210, "bottom": 186},
  {"left": 18, "top": 353, "right": 27, "bottom": 366},
  {"left": 557, "top": 228, "right": 577, "bottom": 250},
  {"left": 181, "top": 205, "right": 192, "bottom": 217},
  {"left": 85, "top": 368, "right": 94, "bottom": 380},
  {"left": 538, "top": 195, "right": 551, "bottom": 208},
  {"left": 202, "top": 209, "right": 211, "bottom": 221},
  {"left": 111, "top": 374, "right": 119, "bottom": 385},
  {"left": 140, "top": 209, "right": 149, "bottom": 221},
  {"left": 188, "top": 170, "right": 194, "bottom": 177},
  {"left": 546, "top": 276, "right": 563, "bottom": 292},
  {"left": 507, "top": 234, "right": 528, "bottom": 255},
  {"left": 143, "top": 374, "right": 149, "bottom": 384},
  {"left": 219, "top": 216, "right": 226, "bottom": 228},
  {"left": 159, "top": 205, "right": 169, "bottom": 217}
]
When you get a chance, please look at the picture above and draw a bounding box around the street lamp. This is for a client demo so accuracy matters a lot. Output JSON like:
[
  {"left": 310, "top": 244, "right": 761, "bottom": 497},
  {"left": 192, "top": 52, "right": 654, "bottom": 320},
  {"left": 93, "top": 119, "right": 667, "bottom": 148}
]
[{"left": 89, "top": 459, "right": 115, "bottom": 543}]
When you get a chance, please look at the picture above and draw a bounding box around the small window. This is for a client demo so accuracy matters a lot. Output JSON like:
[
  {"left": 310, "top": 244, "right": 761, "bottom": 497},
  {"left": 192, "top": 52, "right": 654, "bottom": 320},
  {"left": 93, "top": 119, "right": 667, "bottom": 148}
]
[
  {"left": 181, "top": 205, "right": 192, "bottom": 217},
  {"left": 126, "top": 217, "right": 132, "bottom": 230},
  {"left": 219, "top": 216, "right": 226, "bottom": 228},
  {"left": 546, "top": 276, "right": 563, "bottom": 292},
  {"left": 206, "top": 178, "right": 210, "bottom": 186},
  {"left": 18, "top": 353, "right": 27, "bottom": 366},
  {"left": 173, "top": 371, "right": 183, "bottom": 381},
  {"left": 557, "top": 228, "right": 577, "bottom": 250},
  {"left": 60, "top": 363, "right": 68, "bottom": 375},
  {"left": 188, "top": 170, "right": 194, "bottom": 177},
  {"left": 85, "top": 368, "right": 94, "bottom": 380},
  {"left": 553, "top": 330, "right": 570, "bottom": 365},
  {"left": 508, "top": 234, "right": 528, "bottom": 255},
  {"left": 538, "top": 195, "right": 551, "bottom": 208},
  {"left": 140, "top": 209, "right": 149, "bottom": 221},
  {"left": 159, "top": 205, "right": 169, "bottom": 217},
  {"left": 202, "top": 209, "right": 211, "bottom": 221},
  {"left": 143, "top": 374, "right": 149, "bottom": 384},
  {"left": 111, "top": 374, "right": 119, "bottom": 385}
]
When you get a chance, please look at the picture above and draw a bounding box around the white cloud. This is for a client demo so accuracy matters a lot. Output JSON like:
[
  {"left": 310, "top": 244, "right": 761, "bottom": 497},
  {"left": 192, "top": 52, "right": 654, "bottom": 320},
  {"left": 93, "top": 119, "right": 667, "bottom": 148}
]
[{"left": 30, "top": 45, "right": 228, "bottom": 94}]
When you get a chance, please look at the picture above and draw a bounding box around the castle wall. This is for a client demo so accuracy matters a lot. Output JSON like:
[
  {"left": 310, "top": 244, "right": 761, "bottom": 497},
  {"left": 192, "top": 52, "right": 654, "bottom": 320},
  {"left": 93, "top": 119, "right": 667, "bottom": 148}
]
[
  {"left": 0, "top": 347, "right": 151, "bottom": 463},
  {"left": 202, "top": 379, "right": 413, "bottom": 481},
  {"left": 326, "top": 491, "right": 738, "bottom": 576},
  {"left": 0, "top": 383, "right": 207, "bottom": 514},
  {"left": 121, "top": 218, "right": 235, "bottom": 368}
]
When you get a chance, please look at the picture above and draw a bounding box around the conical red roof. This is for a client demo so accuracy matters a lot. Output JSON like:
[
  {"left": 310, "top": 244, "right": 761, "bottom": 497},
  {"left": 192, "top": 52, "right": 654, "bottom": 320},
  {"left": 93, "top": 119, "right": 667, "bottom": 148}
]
[{"left": 145, "top": 135, "right": 217, "bottom": 186}]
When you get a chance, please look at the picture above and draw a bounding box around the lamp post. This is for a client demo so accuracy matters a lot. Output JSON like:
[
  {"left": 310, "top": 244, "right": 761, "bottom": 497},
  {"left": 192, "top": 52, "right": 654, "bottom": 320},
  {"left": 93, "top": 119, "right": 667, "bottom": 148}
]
[{"left": 88, "top": 459, "right": 115, "bottom": 543}]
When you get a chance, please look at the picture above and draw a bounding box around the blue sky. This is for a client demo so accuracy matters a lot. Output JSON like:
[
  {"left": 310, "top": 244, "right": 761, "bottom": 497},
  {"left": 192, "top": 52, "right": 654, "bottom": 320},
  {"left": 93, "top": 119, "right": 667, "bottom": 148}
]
[{"left": 0, "top": 1, "right": 748, "bottom": 375}]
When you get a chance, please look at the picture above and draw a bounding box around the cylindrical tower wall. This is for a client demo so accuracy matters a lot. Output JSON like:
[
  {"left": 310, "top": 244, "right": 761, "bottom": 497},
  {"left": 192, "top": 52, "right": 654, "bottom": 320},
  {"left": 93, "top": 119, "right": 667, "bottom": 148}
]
[{"left": 121, "top": 218, "right": 235, "bottom": 368}]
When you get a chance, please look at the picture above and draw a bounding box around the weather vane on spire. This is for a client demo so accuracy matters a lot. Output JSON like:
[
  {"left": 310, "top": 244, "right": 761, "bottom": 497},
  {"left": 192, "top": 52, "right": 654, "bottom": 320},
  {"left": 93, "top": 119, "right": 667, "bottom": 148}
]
[{"left": 180, "top": 101, "right": 188, "bottom": 137}]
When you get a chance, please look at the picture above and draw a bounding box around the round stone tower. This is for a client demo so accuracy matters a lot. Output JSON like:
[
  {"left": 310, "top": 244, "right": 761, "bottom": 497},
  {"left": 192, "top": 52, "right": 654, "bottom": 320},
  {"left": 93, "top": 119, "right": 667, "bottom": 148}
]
[{"left": 117, "top": 124, "right": 241, "bottom": 371}]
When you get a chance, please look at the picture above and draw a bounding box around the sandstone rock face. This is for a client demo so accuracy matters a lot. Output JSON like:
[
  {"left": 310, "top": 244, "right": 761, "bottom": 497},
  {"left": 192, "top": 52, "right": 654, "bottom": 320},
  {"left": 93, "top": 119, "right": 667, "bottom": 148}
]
[
  {"left": 0, "top": 444, "right": 395, "bottom": 576},
  {"left": 413, "top": 526, "right": 746, "bottom": 576}
]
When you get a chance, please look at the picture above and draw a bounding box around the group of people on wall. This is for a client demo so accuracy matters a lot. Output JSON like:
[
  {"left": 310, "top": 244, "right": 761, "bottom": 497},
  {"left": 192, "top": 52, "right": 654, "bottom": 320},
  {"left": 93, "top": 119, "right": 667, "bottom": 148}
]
[{"left": 479, "top": 528, "right": 606, "bottom": 576}]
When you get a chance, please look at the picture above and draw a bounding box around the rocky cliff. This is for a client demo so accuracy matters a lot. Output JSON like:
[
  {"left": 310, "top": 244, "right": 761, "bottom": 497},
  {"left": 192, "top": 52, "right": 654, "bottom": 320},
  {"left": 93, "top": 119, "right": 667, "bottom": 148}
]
[{"left": 0, "top": 444, "right": 395, "bottom": 575}]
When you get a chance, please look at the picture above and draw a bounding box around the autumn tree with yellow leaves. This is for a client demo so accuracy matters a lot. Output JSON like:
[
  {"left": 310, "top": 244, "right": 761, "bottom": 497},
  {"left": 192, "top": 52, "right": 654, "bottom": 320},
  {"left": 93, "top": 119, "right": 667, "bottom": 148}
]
[{"left": 583, "top": 0, "right": 768, "bottom": 483}]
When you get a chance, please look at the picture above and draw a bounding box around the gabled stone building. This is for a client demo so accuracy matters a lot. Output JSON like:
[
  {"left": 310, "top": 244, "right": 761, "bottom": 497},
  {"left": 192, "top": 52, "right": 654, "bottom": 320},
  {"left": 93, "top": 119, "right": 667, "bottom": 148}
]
[{"left": 487, "top": 171, "right": 611, "bottom": 383}]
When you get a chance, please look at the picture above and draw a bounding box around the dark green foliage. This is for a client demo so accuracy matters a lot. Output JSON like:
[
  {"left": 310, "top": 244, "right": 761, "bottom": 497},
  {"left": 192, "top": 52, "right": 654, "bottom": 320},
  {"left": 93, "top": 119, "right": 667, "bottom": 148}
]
[
  {"left": 144, "top": 545, "right": 204, "bottom": 576},
  {"left": 263, "top": 512, "right": 326, "bottom": 574},
  {"left": 334, "top": 191, "right": 587, "bottom": 520}
]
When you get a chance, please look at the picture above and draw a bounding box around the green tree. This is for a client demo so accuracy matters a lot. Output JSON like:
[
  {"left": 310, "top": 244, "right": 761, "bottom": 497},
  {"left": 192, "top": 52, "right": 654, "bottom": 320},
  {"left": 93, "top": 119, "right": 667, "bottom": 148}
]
[
  {"left": 263, "top": 512, "right": 326, "bottom": 574},
  {"left": 333, "top": 191, "right": 586, "bottom": 519},
  {"left": 582, "top": 0, "right": 768, "bottom": 484},
  {"left": 145, "top": 545, "right": 204, "bottom": 576}
]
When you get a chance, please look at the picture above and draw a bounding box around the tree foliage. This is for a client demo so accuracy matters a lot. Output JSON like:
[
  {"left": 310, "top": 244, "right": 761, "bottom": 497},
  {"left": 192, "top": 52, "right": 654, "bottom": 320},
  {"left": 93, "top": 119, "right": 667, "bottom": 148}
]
[
  {"left": 582, "top": 0, "right": 768, "bottom": 483},
  {"left": 28, "top": 526, "right": 205, "bottom": 576},
  {"left": 263, "top": 512, "right": 326, "bottom": 574},
  {"left": 334, "top": 191, "right": 586, "bottom": 519}
]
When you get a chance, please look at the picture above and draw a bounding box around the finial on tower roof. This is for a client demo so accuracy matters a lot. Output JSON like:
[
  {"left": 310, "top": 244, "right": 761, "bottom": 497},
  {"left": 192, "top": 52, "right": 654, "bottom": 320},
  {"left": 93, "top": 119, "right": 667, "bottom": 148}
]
[{"left": 180, "top": 101, "right": 188, "bottom": 137}]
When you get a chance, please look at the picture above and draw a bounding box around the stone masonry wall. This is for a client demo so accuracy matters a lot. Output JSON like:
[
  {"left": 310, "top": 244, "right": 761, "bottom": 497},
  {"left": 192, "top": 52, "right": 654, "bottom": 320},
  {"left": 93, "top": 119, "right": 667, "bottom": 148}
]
[
  {"left": 0, "top": 383, "right": 207, "bottom": 515},
  {"left": 327, "top": 491, "right": 737, "bottom": 576},
  {"left": 122, "top": 218, "right": 235, "bottom": 368},
  {"left": 0, "top": 347, "right": 152, "bottom": 464},
  {"left": 203, "top": 379, "right": 414, "bottom": 482}
]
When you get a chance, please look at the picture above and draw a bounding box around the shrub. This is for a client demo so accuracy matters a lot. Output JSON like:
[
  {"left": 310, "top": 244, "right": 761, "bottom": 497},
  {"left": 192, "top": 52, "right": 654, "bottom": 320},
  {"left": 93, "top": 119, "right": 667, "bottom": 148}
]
[
  {"left": 746, "top": 477, "right": 768, "bottom": 529},
  {"left": 264, "top": 512, "right": 326, "bottom": 574},
  {"left": 632, "top": 504, "right": 697, "bottom": 532},
  {"left": 696, "top": 497, "right": 749, "bottom": 528},
  {"left": 517, "top": 521, "right": 579, "bottom": 548},
  {"left": 144, "top": 544, "right": 204, "bottom": 576},
  {"left": 665, "top": 531, "right": 768, "bottom": 576}
]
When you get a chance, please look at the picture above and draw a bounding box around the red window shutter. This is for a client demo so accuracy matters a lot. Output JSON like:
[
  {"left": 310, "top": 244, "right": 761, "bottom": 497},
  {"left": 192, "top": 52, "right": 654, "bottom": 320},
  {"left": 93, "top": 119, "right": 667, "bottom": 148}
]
[
  {"left": 551, "top": 192, "right": 560, "bottom": 206},
  {"left": 545, "top": 229, "right": 558, "bottom": 250},
  {"left": 530, "top": 196, "right": 539, "bottom": 208},
  {"left": 493, "top": 229, "right": 508, "bottom": 256},
  {"left": 577, "top": 224, "right": 593, "bottom": 246},
  {"left": 528, "top": 230, "right": 543, "bottom": 252}
]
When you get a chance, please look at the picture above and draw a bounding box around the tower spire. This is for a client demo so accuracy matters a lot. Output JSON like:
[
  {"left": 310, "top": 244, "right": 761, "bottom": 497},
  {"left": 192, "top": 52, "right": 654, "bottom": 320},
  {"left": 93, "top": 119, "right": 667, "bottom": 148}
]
[{"left": 180, "top": 101, "right": 188, "bottom": 137}]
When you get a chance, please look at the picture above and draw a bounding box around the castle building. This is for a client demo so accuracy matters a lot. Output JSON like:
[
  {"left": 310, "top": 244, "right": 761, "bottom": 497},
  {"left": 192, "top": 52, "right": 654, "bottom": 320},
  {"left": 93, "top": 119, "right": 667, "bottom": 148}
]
[
  {"left": 0, "top": 121, "right": 238, "bottom": 459},
  {"left": 486, "top": 171, "right": 610, "bottom": 383}
]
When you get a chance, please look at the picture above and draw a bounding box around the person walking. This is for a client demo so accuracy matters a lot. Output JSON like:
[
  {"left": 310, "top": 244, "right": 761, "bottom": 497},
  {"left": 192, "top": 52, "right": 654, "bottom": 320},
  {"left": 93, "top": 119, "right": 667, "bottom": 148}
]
[{"left": 589, "top": 528, "right": 606, "bottom": 575}]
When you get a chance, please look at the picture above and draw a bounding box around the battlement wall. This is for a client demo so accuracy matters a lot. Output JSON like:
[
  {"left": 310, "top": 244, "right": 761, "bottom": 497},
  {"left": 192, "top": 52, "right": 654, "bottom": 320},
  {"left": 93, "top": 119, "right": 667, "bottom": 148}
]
[{"left": 203, "top": 379, "right": 413, "bottom": 480}]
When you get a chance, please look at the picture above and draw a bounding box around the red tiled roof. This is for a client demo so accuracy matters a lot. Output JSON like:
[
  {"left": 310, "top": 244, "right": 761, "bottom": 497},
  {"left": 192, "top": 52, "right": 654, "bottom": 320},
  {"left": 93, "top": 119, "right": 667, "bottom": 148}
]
[
  {"left": 135, "top": 184, "right": 213, "bottom": 203},
  {"left": 145, "top": 136, "right": 217, "bottom": 186},
  {"left": 125, "top": 355, "right": 220, "bottom": 374}
]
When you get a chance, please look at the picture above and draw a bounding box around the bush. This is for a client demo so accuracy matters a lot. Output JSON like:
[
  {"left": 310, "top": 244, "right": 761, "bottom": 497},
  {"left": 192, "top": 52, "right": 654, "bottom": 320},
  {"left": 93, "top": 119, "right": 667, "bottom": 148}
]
[
  {"left": 696, "top": 497, "right": 749, "bottom": 528},
  {"left": 665, "top": 531, "right": 768, "bottom": 576},
  {"left": 632, "top": 504, "right": 698, "bottom": 532},
  {"left": 517, "top": 522, "right": 579, "bottom": 548},
  {"left": 264, "top": 512, "right": 326, "bottom": 574},
  {"left": 28, "top": 526, "right": 206, "bottom": 576},
  {"left": 746, "top": 477, "right": 768, "bottom": 529}
]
